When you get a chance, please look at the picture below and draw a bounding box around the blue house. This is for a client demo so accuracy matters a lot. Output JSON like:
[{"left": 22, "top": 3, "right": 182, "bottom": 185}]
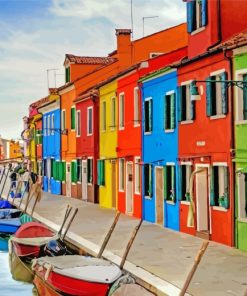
[
  {"left": 140, "top": 68, "right": 179, "bottom": 231},
  {"left": 39, "top": 95, "right": 61, "bottom": 195}
]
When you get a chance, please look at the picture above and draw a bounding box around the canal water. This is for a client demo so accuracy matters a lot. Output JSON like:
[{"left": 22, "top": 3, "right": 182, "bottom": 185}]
[{"left": 0, "top": 241, "right": 35, "bottom": 296}]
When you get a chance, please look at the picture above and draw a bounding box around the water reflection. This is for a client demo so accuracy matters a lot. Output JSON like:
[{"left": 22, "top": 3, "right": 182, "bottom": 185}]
[{"left": 0, "top": 236, "right": 36, "bottom": 296}]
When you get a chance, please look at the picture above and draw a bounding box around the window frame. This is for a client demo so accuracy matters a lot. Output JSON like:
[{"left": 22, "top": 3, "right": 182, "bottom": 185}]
[
  {"left": 51, "top": 114, "right": 55, "bottom": 135},
  {"left": 119, "top": 158, "right": 125, "bottom": 192},
  {"left": 144, "top": 163, "right": 152, "bottom": 198},
  {"left": 87, "top": 106, "right": 93, "bottom": 136},
  {"left": 235, "top": 69, "right": 247, "bottom": 123},
  {"left": 238, "top": 171, "right": 247, "bottom": 221},
  {"left": 110, "top": 97, "right": 116, "bottom": 130},
  {"left": 134, "top": 157, "right": 141, "bottom": 194},
  {"left": 180, "top": 162, "right": 192, "bottom": 203},
  {"left": 77, "top": 158, "right": 82, "bottom": 183},
  {"left": 71, "top": 106, "right": 76, "bottom": 130},
  {"left": 76, "top": 110, "right": 81, "bottom": 137},
  {"left": 211, "top": 163, "right": 228, "bottom": 208},
  {"left": 144, "top": 97, "right": 153, "bottom": 134},
  {"left": 165, "top": 90, "right": 176, "bottom": 132},
  {"left": 164, "top": 163, "right": 176, "bottom": 203},
  {"left": 87, "top": 157, "right": 93, "bottom": 184},
  {"left": 134, "top": 87, "right": 140, "bottom": 127},
  {"left": 102, "top": 101, "right": 106, "bottom": 132},
  {"left": 47, "top": 115, "right": 51, "bottom": 136},
  {"left": 61, "top": 109, "right": 66, "bottom": 131},
  {"left": 180, "top": 81, "right": 193, "bottom": 123},
  {"left": 119, "top": 92, "right": 125, "bottom": 130}
]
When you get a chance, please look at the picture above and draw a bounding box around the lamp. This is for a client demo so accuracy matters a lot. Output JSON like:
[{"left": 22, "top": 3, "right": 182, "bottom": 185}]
[{"left": 190, "top": 80, "right": 201, "bottom": 101}]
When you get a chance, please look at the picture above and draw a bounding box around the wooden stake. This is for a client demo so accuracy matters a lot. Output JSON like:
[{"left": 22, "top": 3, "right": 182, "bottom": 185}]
[
  {"left": 62, "top": 208, "right": 78, "bottom": 241},
  {"left": 119, "top": 219, "right": 142, "bottom": 270},
  {"left": 97, "top": 211, "right": 121, "bottom": 258},
  {"left": 179, "top": 240, "right": 209, "bottom": 296}
]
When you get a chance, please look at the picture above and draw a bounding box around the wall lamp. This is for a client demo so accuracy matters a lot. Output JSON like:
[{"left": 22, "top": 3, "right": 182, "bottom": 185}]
[{"left": 190, "top": 79, "right": 247, "bottom": 101}]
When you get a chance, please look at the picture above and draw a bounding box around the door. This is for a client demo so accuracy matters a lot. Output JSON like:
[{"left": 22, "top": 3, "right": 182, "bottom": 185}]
[
  {"left": 66, "top": 163, "right": 71, "bottom": 197},
  {"left": 82, "top": 160, "right": 87, "bottom": 201},
  {"left": 111, "top": 161, "right": 116, "bottom": 208},
  {"left": 196, "top": 167, "right": 209, "bottom": 232},
  {"left": 156, "top": 167, "right": 164, "bottom": 226},
  {"left": 126, "top": 162, "right": 133, "bottom": 214}
]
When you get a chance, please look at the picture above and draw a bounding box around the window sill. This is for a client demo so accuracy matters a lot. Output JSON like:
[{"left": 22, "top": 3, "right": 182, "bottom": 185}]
[
  {"left": 76, "top": 135, "right": 81, "bottom": 138},
  {"left": 134, "top": 191, "right": 141, "bottom": 195},
  {"left": 210, "top": 115, "right": 226, "bottom": 120},
  {"left": 87, "top": 183, "right": 93, "bottom": 186},
  {"left": 191, "top": 26, "right": 206, "bottom": 36},
  {"left": 235, "top": 120, "right": 247, "bottom": 125},
  {"left": 77, "top": 182, "right": 82, "bottom": 184},
  {"left": 144, "top": 196, "right": 152, "bottom": 200},
  {"left": 180, "top": 201, "right": 190, "bottom": 205},
  {"left": 144, "top": 132, "right": 152, "bottom": 135},
  {"left": 166, "top": 200, "right": 175, "bottom": 205},
  {"left": 212, "top": 206, "right": 227, "bottom": 212},
  {"left": 87, "top": 133, "right": 93, "bottom": 136},
  {"left": 165, "top": 129, "right": 175, "bottom": 133},
  {"left": 134, "top": 124, "right": 140, "bottom": 128},
  {"left": 180, "top": 120, "right": 193, "bottom": 125},
  {"left": 119, "top": 127, "right": 125, "bottom": 131},
  {"left": 238, "top": 217, "right": 247, "bottom": 223},
  {"left": 119, "top": 189, "right": 125, "bottom": 193}
]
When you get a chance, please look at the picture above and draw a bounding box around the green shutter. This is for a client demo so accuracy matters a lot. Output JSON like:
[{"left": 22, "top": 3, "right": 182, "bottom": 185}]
[
  {"left": 163, "top": 166, "right": 167, "bottom": 200},
  {"left": 243, "top": 74, "right": 247, "bottom": 120},
  {"left": 71, "top": 107, "right": 75, "bottom": 130},
  {"left": 52, "top": 160, "right": 57, "bottom": 179},
  {"left": 65, "top": 67, "right": 70, "bottom": 83},
  {"left": 97, "top": 160, "right": 101, "bottom": 185},
  {"left": 170, "top": 93, "right": 176, "bottom": 129},
  {"left": 71, "top": 161, "right": 77, "bottom": 183},
  {"left": 171, "top": 166, "right": 176, "bottom": 202},
  {"left": 177, "top": 86, "right": 182, "bottom": 122},
  {"left": 223, "top": 166, "right": 230, "bottom": 209},
  {"left": 206, "top": 77, "right": 212, "bottom": 117},
  {"left": 149, "top": 165, "right": 152, "bottom": 197},
  {"left": 149, "top": 100, "right": 152, "bottom": 132},
  {"left": 62, "top": 162, "right": 66, "bottom": 181},
  {"left": 221, "top": 72, "right": 228, "bottom": 115},
  {"left": 101, "top": 160, "right": 105, "bottom": 186},
  {"left": 210, "top": 167, "right": 215, "bottom": 206}
]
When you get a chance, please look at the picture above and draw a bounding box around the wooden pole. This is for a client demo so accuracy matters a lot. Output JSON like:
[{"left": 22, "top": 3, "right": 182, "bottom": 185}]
[
  {"left": 62, "top": 208, "right": 78, "bottom": 241},
  {"left": 97, "top": 211, "right": 121, "bottom": 258},
  {"left": 57, "top": 205, "right": 72, "bottom": 237},
  {"left": 179, "top": 240, "right": 209, "bottom": 296},
  {"left": 119, "top": 219, "right": 142, "bottom": 270}
]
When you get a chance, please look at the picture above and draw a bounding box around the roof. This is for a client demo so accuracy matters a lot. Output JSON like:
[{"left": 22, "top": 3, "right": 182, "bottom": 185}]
[
  {"left": 211, "top": 30, "right": 247, "bottom": 51},
  {"left": 65, "top": 54, "right": 117, "bottom": 65}
]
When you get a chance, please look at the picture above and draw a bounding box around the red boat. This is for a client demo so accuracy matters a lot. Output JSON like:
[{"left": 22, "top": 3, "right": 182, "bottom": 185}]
[
  {"left": 32, "top": 255, "right": 122, "bottom": 296},
  {"left": 11, "top": 222, "right": 55, "bottom": 258}
]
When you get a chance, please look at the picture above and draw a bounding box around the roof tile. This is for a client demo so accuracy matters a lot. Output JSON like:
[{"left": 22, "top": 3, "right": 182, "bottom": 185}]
[{"left": 65, "top": 54, "right": 117, "bottom": 65}]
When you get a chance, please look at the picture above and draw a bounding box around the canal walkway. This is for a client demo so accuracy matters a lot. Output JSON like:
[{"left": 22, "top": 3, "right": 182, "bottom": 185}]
[{"left": 2, "top": 185, "right": 247, "bottom": 296}]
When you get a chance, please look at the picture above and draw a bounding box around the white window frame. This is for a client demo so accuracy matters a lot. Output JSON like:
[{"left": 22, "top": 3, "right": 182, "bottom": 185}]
[
  {"left": 119, "top": 92, "right": 125, "bottom": 130},
  {"left": 119, "top": 158, "right": 125, "bottom": 192},
  {"left": 165, "top": 90, "right": 175, "bottom": 132},
  {"left": 180, "top": 80, "right": 193, "bottom": 123},
  {"left": 51, "top": 114, "right": 55, "bottom": 135},
  {"left": 180, "top": 162, "right": 192, "bottom": 204},
  {"left": 76, "top": 110, "right": 81, "bottom": 137},
  {"left": 134, "top": 157, "right": 141, "bottom": 194},
  {"left": 111, "top": 97, "right": 116, "bottom": 130},
  {"left": 43, "top": 116, "right": 47, "bottom": 136},
  {"left": 235, "top": 68, "right": 247, "bottom": 123},
  {"left": 87, "top": 107, "right": 93, "bottom": 136},
  {"left": 87, "top": 157, "right": 93, "bottom": 185},
  {"left": 61, "top": 109, "right": 66, "bottom": 131},
  {"left": 102, "top": 101, "right": 106, "bottom": 132},
  {"left": 212, "top": 162, "right": 228, "bottom": 209},
  {"left": 144, "top": 97, "right": 152, "bottom": 134},
  {"left": 71, "top": 106, "right": 76, "bottom": 131},
  {"left": 47, "top": 115, "right": 51, "bottom": 136},
  {"left": 134, "top": 87, "right": 140, "bottom": 127}
]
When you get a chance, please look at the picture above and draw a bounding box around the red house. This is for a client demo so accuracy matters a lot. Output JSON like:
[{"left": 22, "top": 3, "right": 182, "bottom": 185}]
[{"left": 178, "top": 0, "right": 247, "bottom": 246}]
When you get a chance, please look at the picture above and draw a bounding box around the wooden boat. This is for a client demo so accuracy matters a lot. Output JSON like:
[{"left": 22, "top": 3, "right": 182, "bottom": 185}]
[
  {"left": 0, "top": 208, "right": 21, "bottom": 219},
  {"left": 0, "top": 218, "right": 20, "bottom": 234},
  {"left": 32, "top": 255, "right": 122, "bottom": 296},
  {"left": 11, "top": 221, "right": 55, "bottom": 258}
]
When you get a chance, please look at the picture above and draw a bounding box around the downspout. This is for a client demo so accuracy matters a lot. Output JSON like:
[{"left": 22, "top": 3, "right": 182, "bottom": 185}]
[
  {"left": 207, "top": 0, "right": 222, "bottom": 50},
  {"left": 224, "top": 48, "right": 235, "bottom": 247}
]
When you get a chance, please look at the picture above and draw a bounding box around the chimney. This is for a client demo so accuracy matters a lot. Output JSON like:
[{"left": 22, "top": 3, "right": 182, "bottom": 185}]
[{"left": 115, "top": 29, "right": 132, "bottom": 67}]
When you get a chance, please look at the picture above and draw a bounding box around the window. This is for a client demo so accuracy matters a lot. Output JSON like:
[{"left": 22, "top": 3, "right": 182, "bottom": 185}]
[
  {"left": 65, "top": 67, "right": 70, "bottom": 83},
  {"left": 87, "top": 107, "right": 93, "bottom": 135},
  {"left": 71, "top": 161, "right": 77, "bottom": 183},
  {"left": 179, "top": 84, "right": 195, "bottom": 122},
  {"left": 206, "top": 72, "right": 228, "bottom": 117},
  {"left": 71, "top": 107, "right": 75, "bottom": 130},
  {"left": 210, "top": 165, "right": 229, "bottom": 208},
  {"left": 43, "top": 159, "right": 47, "bottom": 177},
  {"left": 47, "top": 115, "right": 51, "bottom": 136},
  {"left": 119, "top": 158, "right": 125, "bottom": 191},
  {"left": 51, "top": 158, "right": 55, "bottom": 178},
  {"left": 164, "top": 165, "right": 176, "bottom": 202},
  {"left": 187, "top": 0, "right": 207, "bottom": 33},
  {"left": 119, "top": 93, "right": 125, "bottom": 129},
  {"left": 61, "top": 109, "right": 66, "bottom": 131},
  {"left": 43, "top": 116, "right": 47, "bottom": 136},
  {"left": 51, "top": 114, "right": 55, "bottom": 135},
  {"left": 243, "top": 74, "right": 247, "bottom": 120},
  {"left": 144, "top": 98, "right": 152, "bottom": 133},
  {"left": 238, "top": 173, "right": 247, "bottom": 219},
  {"left": 77, "top": 159, "right": 82, "bottom": 182},
  {"left": 144, "top": 164, "right": 152, "bottom": 197},
  {"left": 102, "top": 101, "right": 106, "bottom": 132},
  {"left": 165, "top": 92, "right": 176, "bottom": 130},
  {"left": 180, "top": 165, "right": 192, "bottom": 201},
  {"left": 87, "top": 158, "right": 93, "bottom": 184},
  {"left": 97, "top": 160, "right": 105, "bottom": 186},
  {"left": 111, "top": 97, "right": 116, "bottom": 129},
  {"left": 135, "top": 157, "right": 141, "bottom": 194},
  {"left": 37, "top": 160, "right": 42, "bottom": 176},
  {"left": 76, "top": 110, "right": 81, "bottom": 136},
  {"left": 58, "top": 161, "right": 66, "bottom": 182},
  {"left": 134, "top": 87, "right": 140, "bottom": 126},
  {"left": 237, "top": 74, "right": 247, "bottom": 121}
]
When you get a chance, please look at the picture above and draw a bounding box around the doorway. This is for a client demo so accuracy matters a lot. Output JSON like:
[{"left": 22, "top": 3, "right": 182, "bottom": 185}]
[
  {"left": 155, "top": 166, "right": 164, "bottom": 226},
  {"left": 66, "top": 163, "right": 71, "bottom": 198},
  {"left": 111, "top": 161, "right": 116, "bottom": 208},
  {"left": 126, "top": 162, "right": 133, "bottom": 214},
  {"left": 82, "top": 160, "right": 87, "bottom": 201},
  {"left": 196, "top": 166, "right": 210, "bottom": 234}
]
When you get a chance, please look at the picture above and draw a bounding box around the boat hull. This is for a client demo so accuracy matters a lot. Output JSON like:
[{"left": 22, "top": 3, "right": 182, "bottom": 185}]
[{"left": 0, "top": 219, "right": 20, "bottom": 234}]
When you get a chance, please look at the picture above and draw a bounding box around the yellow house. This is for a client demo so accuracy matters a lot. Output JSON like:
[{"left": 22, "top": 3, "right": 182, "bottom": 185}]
[{"left": 98, "top": 80, "right": 118, "bottom": 209}]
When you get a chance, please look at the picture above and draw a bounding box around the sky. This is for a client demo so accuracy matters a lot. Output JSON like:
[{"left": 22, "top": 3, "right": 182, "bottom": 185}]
[{"left": 0, "top": 0, "right": 185, "bottom": 140}]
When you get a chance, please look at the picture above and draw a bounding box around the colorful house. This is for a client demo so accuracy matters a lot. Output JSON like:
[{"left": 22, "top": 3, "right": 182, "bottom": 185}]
[
  {"left": 232, "top": 38, "right": 247, "bottom": 251},
  {"left": 38, "top": 92, "right": 61, "bottom": 195},
  {"left": 9, "top": 140, "right": 22, "bottom": 160}
]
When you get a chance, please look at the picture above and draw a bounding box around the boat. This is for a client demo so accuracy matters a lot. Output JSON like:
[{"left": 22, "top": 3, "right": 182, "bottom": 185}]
[
  {"left": 0, "top": 218, "right": 20, "bottom": 234},
  {"left": 32, "top": 255, "right": 122, "bottom": 296},
  {"left": 0, "top": 233, "right": 10, "bottom": 251},
  {"left": 0, "top": 208, "right": 21, "bottom": 219}
]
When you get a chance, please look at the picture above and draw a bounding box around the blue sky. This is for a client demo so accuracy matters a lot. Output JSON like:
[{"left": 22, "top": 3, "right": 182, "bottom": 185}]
[{"left": 0, "top": 0, "right": 185, "bottom": 140}]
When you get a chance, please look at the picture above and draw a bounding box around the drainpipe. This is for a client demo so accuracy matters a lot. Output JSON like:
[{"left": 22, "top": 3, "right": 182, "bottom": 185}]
[
  {"left": 207, "top": 0, "right": 222, "bottom": 51},
  {"left": 224, "top": 48, "right": 235, "bottom": 247}
]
